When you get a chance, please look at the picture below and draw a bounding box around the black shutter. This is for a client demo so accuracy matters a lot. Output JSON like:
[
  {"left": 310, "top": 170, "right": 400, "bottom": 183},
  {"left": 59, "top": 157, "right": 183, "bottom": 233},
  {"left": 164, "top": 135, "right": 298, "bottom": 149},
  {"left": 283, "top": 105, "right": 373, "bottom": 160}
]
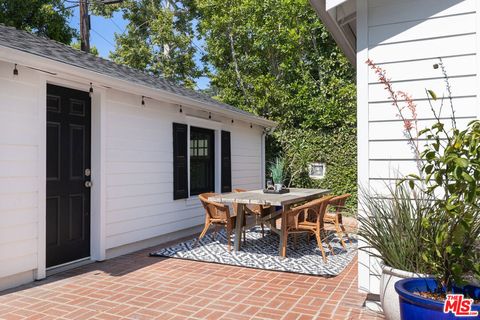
[
  {"left": 221, "top": 130, "right": 232, "bottom": 193},
  {"left": 173, "top": 123, "right": 188, "bottom": 199}
]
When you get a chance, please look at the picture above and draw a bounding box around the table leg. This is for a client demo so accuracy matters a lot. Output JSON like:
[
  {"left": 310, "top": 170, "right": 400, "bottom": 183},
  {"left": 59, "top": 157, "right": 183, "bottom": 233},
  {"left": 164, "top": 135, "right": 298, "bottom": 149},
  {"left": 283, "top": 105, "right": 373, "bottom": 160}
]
[
  {"left": 234, "top": 203, "right": 245, "bottom": 252},
  {"left": 279, "top": 204, "right": 290, "bottom": 258}
]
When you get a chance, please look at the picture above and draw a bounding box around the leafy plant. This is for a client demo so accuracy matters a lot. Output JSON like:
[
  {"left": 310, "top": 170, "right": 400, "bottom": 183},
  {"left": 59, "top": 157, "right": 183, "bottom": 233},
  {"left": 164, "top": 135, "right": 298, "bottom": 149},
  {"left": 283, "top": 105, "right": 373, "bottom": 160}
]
[
  {"left": 368, "top": 58, "right": 480, "bottom": 292},
  {"left": 269, "top": 158, "right": 285, "bottom": 185},
  {"left": 196, "top": 0, "right": 357, "bottom": 203},
  {"left": 108, "top": 0, "right": 202, "bottom": 88},
  {"left": 276, "top": 127, "right": 357, "bottom": 210},
  {"left": 0, "top": 0, "right": 77, "bottom": 44},
  {"left": 411, "top": 118, "right": 480, "bottom": 291},
  {"left": 358, "top": 181, "right": 432, "bottom": 274}
]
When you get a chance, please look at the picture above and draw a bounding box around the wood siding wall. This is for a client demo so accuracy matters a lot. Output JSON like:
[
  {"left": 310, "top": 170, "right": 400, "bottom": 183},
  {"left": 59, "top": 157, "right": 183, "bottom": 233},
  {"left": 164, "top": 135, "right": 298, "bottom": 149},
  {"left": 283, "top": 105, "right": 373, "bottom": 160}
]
[
  {"left": 358, "top": 0, "right": 479, "bottom": 293},
  {"left": 103, "top": 89, "right": 264, "bottom": 250},
  {"left": 0, "top": 61, "right": 44, "bottom": 281},
  {"left": 0, "top": 66, "right": 264, "bottom": 288}
]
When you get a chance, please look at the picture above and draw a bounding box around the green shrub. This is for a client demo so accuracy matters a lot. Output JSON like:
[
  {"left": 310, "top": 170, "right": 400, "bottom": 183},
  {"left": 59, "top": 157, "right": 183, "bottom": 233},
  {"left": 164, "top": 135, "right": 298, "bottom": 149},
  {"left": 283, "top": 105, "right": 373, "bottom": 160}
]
[
  {"left": 267, "top": 125, "right": 357, "bottom": 211},
  {"left": 358, "top": 181, "right": 432, "bottom": 273},
  {"left": 410, "top": 119, "right": 480, "bottom": 290}
]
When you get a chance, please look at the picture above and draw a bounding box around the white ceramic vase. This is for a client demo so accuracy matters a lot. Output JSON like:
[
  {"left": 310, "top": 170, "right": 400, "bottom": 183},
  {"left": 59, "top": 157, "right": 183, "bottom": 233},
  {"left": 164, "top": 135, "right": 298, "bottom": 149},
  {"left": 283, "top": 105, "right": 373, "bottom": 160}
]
[{"left": 380, "top": 264, "right": 427, "bottom": 320}]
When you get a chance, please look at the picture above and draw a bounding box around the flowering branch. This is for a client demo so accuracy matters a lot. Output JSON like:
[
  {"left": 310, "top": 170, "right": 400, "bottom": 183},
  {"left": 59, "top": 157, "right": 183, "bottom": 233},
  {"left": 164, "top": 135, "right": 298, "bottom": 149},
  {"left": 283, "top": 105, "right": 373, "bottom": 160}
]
[{"left": 366, "top": 59, "right": 422, "bottom": 171}]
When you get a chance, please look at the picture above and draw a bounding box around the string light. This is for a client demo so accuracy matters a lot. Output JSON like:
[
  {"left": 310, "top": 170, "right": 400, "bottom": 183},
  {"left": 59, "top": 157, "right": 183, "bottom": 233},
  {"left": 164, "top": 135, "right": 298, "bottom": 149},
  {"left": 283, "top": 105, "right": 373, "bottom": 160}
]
[
  {"left": 208, "top": 112, "right": 211, "bottom": 119},
  {"left": 13, "top": 64, "right": 18, "bottom": 76},
  {"left": 141, "top": 96, "right": 146, "bottom": 106},
  {"left": 89, "top": 83, "right": 93, "bottom": 97},
  {"left": 250, "top": 123, "right": 253, "bottom": 128},
  {"left": 179, "top": 105, "right": 183, "bottom": 113},
  {"left": 231, "top": 119, "right": 234, "bottom": 124}
]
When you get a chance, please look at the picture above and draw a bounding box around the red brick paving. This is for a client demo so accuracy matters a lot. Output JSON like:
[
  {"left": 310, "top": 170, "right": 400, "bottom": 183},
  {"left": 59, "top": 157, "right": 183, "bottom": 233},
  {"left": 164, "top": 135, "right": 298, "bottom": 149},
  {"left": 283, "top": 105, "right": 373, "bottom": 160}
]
[{"left": 0, "top": 242, "right": 383, "bottom": 319}]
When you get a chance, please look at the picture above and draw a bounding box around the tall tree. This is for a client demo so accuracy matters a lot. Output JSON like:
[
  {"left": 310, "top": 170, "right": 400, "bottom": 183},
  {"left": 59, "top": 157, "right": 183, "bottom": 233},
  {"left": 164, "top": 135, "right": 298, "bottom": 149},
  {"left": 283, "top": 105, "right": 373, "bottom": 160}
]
[
  {"left": 197, "top": 0, "right": 357, "bottom": 206},
  {"left": 196, "top": 0, "right": 355, "bottom": 130},
  {"left": 0, "top": 0, "right": 76, "bottom": 44},
  {"left": 110, "top": 0, "right": 201, "bottom": 88}
]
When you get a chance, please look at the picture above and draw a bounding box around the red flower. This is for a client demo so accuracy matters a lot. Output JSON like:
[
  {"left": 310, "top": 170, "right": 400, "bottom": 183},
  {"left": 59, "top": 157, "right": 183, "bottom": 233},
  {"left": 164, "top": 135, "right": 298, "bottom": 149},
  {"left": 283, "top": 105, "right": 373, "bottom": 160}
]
[{"left": 366, "top": 59, "right": 420, "bottom": 159}]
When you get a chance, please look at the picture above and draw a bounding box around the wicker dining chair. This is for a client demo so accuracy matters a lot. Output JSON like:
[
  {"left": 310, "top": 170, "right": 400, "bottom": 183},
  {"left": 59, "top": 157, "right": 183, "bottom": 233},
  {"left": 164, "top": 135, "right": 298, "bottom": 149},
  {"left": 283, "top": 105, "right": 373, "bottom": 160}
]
[
  {"left": 324, "top": 194, "right": 351, "bottom": 249},
  {"left": 194, "top": 193, "right": 244, "bottom": 251},
  {"left": 282, "top": 195, "right": 334, "bottom": 262},
  {"left": 233, "top": 188, "right": 272, "bottom": 237}
]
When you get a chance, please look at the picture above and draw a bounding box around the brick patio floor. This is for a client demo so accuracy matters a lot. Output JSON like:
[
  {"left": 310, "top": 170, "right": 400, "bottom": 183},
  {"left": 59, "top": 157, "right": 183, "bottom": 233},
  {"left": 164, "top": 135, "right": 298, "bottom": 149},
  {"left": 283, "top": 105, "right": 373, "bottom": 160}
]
[{"left": 0, "top": 242, "right": 384, "bottom": 320}]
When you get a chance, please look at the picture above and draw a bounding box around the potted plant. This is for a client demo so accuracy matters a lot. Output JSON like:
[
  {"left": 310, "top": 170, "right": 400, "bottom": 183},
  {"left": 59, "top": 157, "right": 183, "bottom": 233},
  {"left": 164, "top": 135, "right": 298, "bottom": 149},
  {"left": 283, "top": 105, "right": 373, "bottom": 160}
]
[
  {"left": 359, "top": 182, "right": 431, "bottom": 320},
  {"left": 364, "top": 59, "right": 480, "bottom": 319},
  {"left": 394, "top": 117, "right": 480, "bottom": 319},
  {"left": 269, "top": 157, "right": 285, "bottom": 191}
]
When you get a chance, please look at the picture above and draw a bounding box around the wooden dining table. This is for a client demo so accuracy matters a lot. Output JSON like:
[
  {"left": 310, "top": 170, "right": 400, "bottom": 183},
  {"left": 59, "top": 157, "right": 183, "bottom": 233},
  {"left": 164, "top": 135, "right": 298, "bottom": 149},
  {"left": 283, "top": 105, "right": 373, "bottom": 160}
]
[{"left": 209, "top": 188, "right": 330, "bottom": 257}]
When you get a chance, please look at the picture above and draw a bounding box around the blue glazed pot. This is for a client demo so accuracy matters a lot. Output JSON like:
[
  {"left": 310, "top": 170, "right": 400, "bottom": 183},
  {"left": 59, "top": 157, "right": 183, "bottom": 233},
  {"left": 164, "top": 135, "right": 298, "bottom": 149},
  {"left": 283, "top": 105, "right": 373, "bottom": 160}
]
[{"left": 395, "top": 278, "right": 480, "bottom": 320}]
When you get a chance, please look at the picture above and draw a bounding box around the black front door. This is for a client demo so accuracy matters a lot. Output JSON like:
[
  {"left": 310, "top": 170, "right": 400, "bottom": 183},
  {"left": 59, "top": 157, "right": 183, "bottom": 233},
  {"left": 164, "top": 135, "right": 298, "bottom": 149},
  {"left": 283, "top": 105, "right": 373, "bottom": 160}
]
[{"left": 46, "top": 84, "right": 91, "bottom": 268}]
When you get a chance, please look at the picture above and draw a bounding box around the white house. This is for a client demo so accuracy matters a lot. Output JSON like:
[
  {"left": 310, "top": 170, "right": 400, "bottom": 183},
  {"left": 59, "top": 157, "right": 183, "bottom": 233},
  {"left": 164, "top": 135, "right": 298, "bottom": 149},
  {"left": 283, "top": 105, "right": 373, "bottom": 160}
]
[
  {"left": 310, "top": 0, "right": 480, "bottom": 297},
  {"left": 0, "top": 25, "right": 275, "bottom": 291}
]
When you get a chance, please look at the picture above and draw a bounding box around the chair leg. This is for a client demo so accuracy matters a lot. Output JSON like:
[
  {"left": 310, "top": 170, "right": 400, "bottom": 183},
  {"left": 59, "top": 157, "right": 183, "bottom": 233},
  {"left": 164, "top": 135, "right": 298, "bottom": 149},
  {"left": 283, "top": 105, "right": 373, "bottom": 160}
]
[
  {"left": 261, "top": 223, "right": 265, "bottom": 238},
  {"left": 340, "top": 223, "right": 350, "bottom": 244},
  {"left": 320, "top": 230, "right": 335, "bottom": 256},
  {"left": 321, "top": 229, "right": 336, "bottom": 256},
  {"left": 193, "top": 222, "right": 210, "bottom": 248},
  {"left": 336, "top": 222, "right": 347, "bottom": 249},
  {"left": 293, "top": 233, "right": 298, "bottom": 249},
  {"left": 213, "top": 225, "right": 218, "bottom": 241},
  {"left": 314, "top": 232, "right": 328, "bottom": 263},
  {"left": 243, "top": 229, "right": 246, "bottom": 244},
  {"left": 335, "top": 215, "right": 349, "bottom": 249}
]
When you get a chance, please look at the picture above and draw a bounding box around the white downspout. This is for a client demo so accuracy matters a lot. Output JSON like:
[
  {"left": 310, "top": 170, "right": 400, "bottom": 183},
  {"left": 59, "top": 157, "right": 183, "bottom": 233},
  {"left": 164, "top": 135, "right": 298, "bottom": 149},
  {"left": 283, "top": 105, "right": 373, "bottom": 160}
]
[{"left": 261, "top": 129, "right": 266, "bottom": 189}]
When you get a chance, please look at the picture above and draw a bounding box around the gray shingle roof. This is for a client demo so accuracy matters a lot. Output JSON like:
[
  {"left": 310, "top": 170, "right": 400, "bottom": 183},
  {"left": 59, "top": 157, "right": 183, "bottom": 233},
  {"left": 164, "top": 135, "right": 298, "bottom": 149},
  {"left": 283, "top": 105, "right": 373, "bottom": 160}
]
[{"left": 0, "top": 24, "right": 273, "bottom": 125}]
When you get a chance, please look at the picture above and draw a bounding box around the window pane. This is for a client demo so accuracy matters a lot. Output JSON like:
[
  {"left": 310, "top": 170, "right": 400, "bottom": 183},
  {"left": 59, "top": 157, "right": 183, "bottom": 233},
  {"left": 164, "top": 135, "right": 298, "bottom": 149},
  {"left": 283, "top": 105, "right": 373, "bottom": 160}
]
[{"left": 190, "top": 127, "right": 215, "bottom": 195}]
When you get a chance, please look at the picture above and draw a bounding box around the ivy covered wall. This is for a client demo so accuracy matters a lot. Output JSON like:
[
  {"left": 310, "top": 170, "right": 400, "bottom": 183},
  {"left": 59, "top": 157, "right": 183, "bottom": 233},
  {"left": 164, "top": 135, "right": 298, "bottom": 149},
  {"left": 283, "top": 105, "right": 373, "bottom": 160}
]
[{"left": 268, "top": 125, "right": 357, "bottom": 211}]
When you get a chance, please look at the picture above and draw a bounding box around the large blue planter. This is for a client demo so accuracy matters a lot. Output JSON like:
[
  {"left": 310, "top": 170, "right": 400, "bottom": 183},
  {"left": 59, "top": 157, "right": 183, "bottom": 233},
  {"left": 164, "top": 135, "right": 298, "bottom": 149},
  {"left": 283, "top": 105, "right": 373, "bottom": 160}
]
[{"left": 395, "top": 278, "right": 480, "bottom": 320}]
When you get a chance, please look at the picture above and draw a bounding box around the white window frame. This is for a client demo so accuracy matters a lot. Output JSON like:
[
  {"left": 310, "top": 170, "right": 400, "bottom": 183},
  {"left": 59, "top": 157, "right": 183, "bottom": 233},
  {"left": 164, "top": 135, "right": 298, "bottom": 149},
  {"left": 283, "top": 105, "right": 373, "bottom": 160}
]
[{"left": 185, "top": 115, "right": 223, "bottom": 198}]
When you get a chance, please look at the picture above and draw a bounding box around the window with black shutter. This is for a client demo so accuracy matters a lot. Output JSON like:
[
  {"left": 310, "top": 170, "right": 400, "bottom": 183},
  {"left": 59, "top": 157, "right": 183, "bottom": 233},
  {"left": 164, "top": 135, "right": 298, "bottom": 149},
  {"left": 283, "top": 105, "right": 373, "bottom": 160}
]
[
  {"left": 173, "top": 123, "right": 188, "bottom": 199},
  {"left": 221, "top": 131, "right": 232, "bottom": 193}
]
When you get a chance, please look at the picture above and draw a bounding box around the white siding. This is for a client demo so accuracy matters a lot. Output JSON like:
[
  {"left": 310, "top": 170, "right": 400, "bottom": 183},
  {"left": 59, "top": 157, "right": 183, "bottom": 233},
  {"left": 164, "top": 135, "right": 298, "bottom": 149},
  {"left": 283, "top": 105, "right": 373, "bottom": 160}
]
[
  {"left": 359, "top": 0, "right": 478, "bottom": 294},
  {"left": 0, "top": 61, "right": 42, "bottom": 280},
  {"left": 0, "top": 59, "right": 265, "bottom": 289},
  {"left": 104, "top": 89, "right": 263, "bottom": 249}
]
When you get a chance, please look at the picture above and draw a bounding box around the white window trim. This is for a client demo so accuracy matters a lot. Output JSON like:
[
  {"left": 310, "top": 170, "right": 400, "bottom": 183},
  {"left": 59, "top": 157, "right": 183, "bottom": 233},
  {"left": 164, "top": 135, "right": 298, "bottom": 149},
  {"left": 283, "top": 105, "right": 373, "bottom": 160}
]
[
  {"left": 308, "top": 162, "right": 327, "bottom": 180},
  {"left": 184, "top": 115, "right": 224, "bottom": 199}
]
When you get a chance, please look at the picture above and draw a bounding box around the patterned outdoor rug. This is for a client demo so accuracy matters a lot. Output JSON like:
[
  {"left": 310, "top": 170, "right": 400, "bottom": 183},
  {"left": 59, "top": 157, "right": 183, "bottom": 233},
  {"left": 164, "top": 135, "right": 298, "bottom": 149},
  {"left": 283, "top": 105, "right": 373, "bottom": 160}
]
[{"left": 150, "top": 227, "right": 357, "bottom": 276}]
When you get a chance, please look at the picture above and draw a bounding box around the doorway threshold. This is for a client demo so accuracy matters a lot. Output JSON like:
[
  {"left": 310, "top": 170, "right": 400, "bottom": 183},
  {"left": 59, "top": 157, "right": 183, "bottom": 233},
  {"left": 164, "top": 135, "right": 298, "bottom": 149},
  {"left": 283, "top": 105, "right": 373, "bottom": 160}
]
[{"left": 46, "top": 257, "right": 93, "bottom": 276}]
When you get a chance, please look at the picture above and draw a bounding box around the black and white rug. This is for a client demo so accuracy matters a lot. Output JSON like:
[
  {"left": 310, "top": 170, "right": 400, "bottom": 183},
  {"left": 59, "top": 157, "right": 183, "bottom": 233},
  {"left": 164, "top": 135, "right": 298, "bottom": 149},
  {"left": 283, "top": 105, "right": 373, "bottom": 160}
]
[{"left": 150, "top": 227, "right": 357, "bottom": 276}]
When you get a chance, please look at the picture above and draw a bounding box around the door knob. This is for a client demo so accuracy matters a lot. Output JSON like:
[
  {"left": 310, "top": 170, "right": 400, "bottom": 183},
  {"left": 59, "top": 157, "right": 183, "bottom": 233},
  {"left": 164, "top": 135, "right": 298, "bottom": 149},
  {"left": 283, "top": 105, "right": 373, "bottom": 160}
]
[{"left": 85, "top": 181, "right": 92, "bottom": 188}]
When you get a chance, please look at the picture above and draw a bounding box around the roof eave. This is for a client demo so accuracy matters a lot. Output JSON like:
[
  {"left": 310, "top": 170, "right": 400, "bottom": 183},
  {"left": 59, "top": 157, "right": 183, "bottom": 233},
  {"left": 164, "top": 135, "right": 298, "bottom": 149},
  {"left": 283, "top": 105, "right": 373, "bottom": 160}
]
[
  {"left": 0, "top": 45, "right": 277, "bottom": 128},
  {"left": 309, "top": 0, "right": 356, "bottom": 66}
]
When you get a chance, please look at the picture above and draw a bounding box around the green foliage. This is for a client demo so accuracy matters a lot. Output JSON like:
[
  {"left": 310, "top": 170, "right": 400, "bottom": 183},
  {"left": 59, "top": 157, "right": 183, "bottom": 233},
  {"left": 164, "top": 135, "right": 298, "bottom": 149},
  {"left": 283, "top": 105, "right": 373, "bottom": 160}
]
[
  {"left": 269, "top": 158, "right": 285, "bottom": 185},
  {"left": 196, "top": 0, "right": 355, "bottom": 127},
  {"left": 110, "top": 0, "right": 202, "bottom": 88},
  {"left": 0, "top": 0, "right": 76, "bottom": 44},
  {"left": 410, "top": 119, "right": 480, "bottom": 290},
  {"left": 95, "top": 0, "right": 357, "bottom": 202},
  {"left": 196, "top": 0, "right": 357, "bottom": 202},
  {"left": 275, "top": 126, "right": 357, "bottom": 209},
  {"left": 358, "top": 181, "right": 432, "bottom": 273},
  {"left": 71, "top": 41, "right": 99, "bottom": 56}
]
